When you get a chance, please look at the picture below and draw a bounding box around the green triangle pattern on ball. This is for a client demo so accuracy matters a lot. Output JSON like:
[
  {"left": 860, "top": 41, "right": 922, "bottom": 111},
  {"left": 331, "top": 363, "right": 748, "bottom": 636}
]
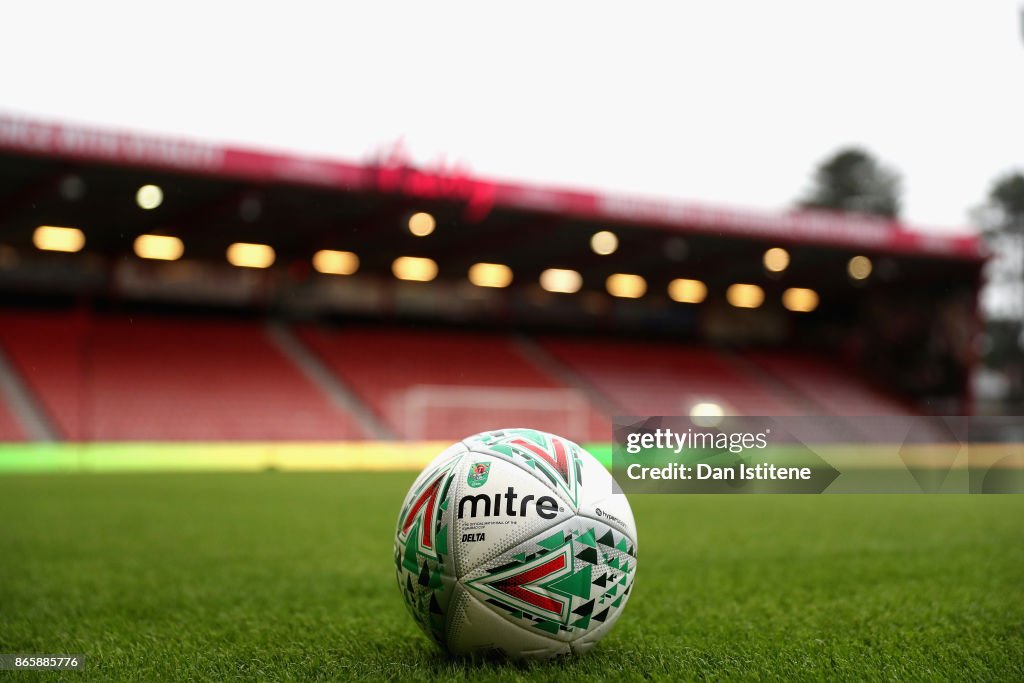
[
  {"left": 435, "top": 525, "right": 448, "bottom": 556},
  {"left": 548, "top": 563, "right": 592, "bottom": 599},
  {"left": 577, "top": 528, "right": 597, "bottom": 547},
  {"left": 537, "top": 531, "right": 567, "bottom": 551},
  {"left": 533, "top": 619, "right": 560, "bottom": 635},
  {"left": 571, "top": 615, "right": 591, "bottom": 629}
]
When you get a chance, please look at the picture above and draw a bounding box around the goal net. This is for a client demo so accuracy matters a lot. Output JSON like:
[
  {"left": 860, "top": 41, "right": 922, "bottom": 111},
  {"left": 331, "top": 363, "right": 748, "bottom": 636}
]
[{"left": 398, "top": 385, "right": 592, "bottom": 441}]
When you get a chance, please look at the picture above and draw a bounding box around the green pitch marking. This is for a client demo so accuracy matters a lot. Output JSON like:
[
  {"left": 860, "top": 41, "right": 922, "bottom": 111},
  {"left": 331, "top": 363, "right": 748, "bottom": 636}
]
[{"left": 0, "top": 442, "right": 614, "bottom": 473}]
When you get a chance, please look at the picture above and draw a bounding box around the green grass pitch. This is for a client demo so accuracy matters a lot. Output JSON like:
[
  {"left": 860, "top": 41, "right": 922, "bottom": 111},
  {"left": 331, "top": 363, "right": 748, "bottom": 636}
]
[{"left": 1, "top": 472, "right": 1022, "bottom": 681}]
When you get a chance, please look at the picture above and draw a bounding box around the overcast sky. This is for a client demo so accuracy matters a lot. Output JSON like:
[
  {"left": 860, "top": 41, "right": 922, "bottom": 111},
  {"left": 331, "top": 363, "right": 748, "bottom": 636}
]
[{"left": 2, "top": 1, "right": 1022, "bottom": 232}]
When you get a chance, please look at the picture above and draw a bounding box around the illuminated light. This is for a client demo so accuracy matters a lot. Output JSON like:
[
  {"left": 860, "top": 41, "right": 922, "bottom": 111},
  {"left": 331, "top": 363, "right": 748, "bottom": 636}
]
[
  {"left": 313, "top": 249, "right": 359, "bottom": 275},
  {"left": 782, "top": 287, "right": 819, "bottom": 312},
  {"left": 539, "top": 268, "right": 582, "bottom": 294},
  {"left": 690, "top": 401, "right": 724, "bottom": 428},
  {"left": 134, "top": 234, "right": 184, "bottom": 261},
  {"left": 33, "top": 226, "right": 85, "bottom": 253},
  {"left": 606, "top": 273, "right": 647, "bottom": 298},
  {"left": 848, "top": 255, "right": 873, "bottom": 280},
  {"left": 392, "top": 256, "right": 438, "bottom": 282},
  {"left": 136, "top": 184, "right": 163, "bottom": 210},
  {"left": 468, "top": 262, "right": 513, "bottom": 288},
  {"left": 408, "top": 212, "right": 436, "bottom": 236},
  {"left": 226, "top": 242, "right": 275, "bottom": 268},
  {"left": 590, "top": 230, "right": 619, "bottom": 255},
  {"left": 763, "top": 247, "right": 790, "bottom": 272},
  {"left": 726, "top": 283, "right": 764, "bottom": 309},
  {"left": 668, "top": 278, "right": 707, "bottom": 303}
]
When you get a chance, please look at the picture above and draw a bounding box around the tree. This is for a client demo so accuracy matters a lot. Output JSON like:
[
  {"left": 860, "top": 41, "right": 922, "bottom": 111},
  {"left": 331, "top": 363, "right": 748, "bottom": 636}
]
[
  {"left": 977, "top": 172, "right": 1024, "bottom": 314},
  {"left": 988, "top": 172, "right": 1024, "bottom": 225},
  {"left": 977, "top": 171, "right": 1024, "bottom": 408},
  {"left": 799, "top": 148, "right": 901, "bottom": 218}
]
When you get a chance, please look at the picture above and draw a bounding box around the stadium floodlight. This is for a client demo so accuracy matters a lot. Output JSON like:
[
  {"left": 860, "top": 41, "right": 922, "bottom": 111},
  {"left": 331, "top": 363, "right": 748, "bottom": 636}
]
[
  {"left": 136, "top": 184, "right": 164, "bottom": 210},
  {"left": 763, "top": 247, "right": 790, "bottom": 273},
  {"left": 726, "top": 283, "right": 764, "bottom": 308},
  {"left": 782, "top": 287, "right": 819, "bottom": 312},
  {"left": 468, "top": 262, "right": 513, "bottom": 288},
  {"left": 606, "top": 273, "right": 647, "bottom": 298},
  {"left": 313, "top": 249, "right": 359, "bottom": 275},
  {"left": 668, "top": 278, "right": 707, "bottom": 303},
  {"left": 848, "top": 255, "right": 872, "bottom": 280},
  {"left": 226, "top": 242, "right": 275, "bottom": 268},
  {"left": 392, "top": 256, "right": 438, "bottom": 282},
  {"left": 590, "top": 230, "right": 619, "bottom": 255},
  {"left": 134, "top": 234, "right": 184, "bottom": 261},
  {"left": 539, "top": 268, "right": 582, "bottom": 293},
  {"left": 407, "top": 212, "right": 436, "bottom": 237},
  {"left": 33, "top": 226, "right": 85, "bottom": 253}
]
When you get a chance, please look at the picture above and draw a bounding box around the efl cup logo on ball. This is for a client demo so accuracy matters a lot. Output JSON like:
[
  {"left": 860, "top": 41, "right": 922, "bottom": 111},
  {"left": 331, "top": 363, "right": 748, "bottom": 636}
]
[
  {"left": 394, "top": 428, "right": 638, "bottom": 659},
  {"left": 467, "top": 462, "right": 491, "bottom": 488}
]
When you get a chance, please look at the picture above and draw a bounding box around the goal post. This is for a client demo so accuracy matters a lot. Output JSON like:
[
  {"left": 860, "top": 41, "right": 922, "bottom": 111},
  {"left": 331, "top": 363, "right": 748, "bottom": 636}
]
[{"left": 399, "top": 385, "right": 592, "bottom": 441}]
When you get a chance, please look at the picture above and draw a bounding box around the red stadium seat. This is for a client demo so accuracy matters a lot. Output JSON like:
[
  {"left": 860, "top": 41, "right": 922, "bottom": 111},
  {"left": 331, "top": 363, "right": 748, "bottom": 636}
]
[
  {"left": 0, "top": 395, "right": 25, "bottom": 441},
  {"left": 745, "top": 351, "right": 913, "bottom": 416},
  {"left": 541, "top": 338, "right": 802, "bottom": 417},
  {"left": 298, "top": 327, "right": 607, "bottom": 442},
  {"left": 0, "top": 311, "right": 364, "bottom": 441},
  {"left": 0, "top": 311, "right": 917, "bottom": 443}
]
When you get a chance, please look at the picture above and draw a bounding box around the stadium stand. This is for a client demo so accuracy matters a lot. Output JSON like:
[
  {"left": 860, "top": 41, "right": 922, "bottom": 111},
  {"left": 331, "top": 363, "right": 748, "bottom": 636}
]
[
  {"left": 0, "top": 311, "right": 364, "bottom": 441},
  {"left": 539, "top": 338, "right": 805, "bottom": 417},
  {"left": 0, "top": 311, "right": 84, "bottom": 440},
  {"left": 0, "top": 395, "right": 24, "bottom": 441},
  {"left": 537, "top": 338, "right": 916, "bottom": 418},
  {"left": 298, "top": 327, "right": 607, "bottom": 442},
  {"left": 0, "top": 116, "right": 982, "bottom": 446},
  {"left": 0, "top": 311, "right": 934, "bottom": 444},
  {"left": 747, "top": 351, "right": 913, "bottom": 416}
]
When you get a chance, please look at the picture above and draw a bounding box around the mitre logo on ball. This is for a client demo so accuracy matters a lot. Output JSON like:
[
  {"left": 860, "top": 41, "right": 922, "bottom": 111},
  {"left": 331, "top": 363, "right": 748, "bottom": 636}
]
[
  {"left": 394, "top": 428, "right": 638, "bottom": 659},
  {"left": 457, "top": 487, "right": 560, "bottom": 520}
]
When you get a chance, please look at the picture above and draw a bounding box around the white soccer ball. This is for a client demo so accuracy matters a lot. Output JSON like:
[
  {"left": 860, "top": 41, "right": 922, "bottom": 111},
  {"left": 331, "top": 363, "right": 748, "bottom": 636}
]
[{"left": 394, "top": 428, "right": 638, "bottom": 658}]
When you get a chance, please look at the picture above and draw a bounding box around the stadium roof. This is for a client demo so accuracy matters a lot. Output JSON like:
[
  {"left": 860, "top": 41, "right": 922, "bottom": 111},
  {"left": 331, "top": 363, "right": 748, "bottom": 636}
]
[{"left": 0, "top": 113, "right": 984, "bottom": 262}]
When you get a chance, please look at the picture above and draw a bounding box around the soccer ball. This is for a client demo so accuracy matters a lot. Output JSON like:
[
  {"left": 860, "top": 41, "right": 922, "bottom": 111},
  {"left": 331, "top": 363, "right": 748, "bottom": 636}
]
[{"left": 394, "top": 428, "right": 638, "bottom": 658}]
